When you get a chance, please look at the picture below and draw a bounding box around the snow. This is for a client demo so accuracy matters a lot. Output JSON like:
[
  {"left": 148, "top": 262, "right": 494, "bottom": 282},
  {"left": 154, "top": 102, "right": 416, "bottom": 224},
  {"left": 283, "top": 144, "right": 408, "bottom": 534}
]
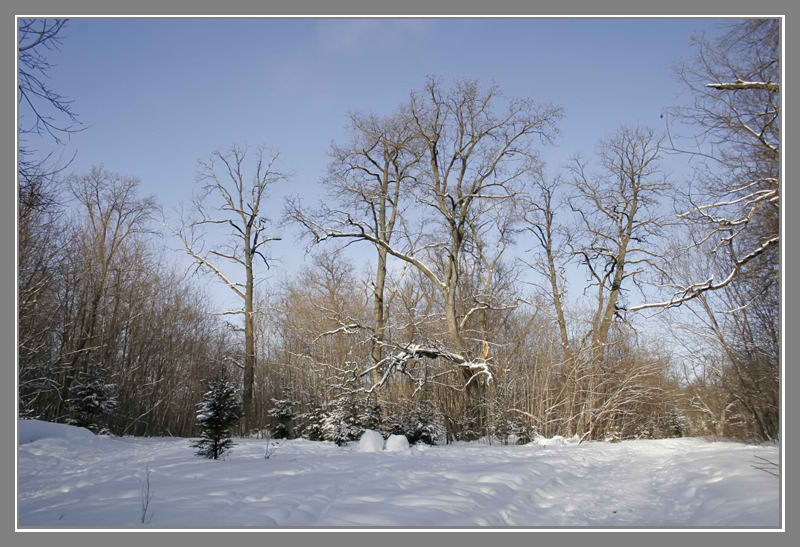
[
  {"left": 18, "top": 419, "right": 96, "bottom": 445},
  {"left": 18, "top": 420, "right": 780, "bottom": 527},
  {"left": 358, "top": 429, "right": 384, "bottom": 452},
  {"left": 384, "top": 434, "right": 410, "bottom": 452},
  {"left": 529, "top": 434, "right": 570, "bottom": 447}
]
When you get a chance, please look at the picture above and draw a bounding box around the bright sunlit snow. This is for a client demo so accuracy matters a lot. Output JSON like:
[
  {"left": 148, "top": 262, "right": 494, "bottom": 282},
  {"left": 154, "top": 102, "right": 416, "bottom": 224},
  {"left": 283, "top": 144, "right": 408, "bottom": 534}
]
[{"left": 18, "top": 420, "right": 779, "bottom": 527}]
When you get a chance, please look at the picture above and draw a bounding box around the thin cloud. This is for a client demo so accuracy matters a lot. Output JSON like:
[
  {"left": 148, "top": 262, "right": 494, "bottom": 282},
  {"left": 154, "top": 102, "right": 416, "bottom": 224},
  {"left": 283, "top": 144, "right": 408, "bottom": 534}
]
[{"left": 314, "top": 19, "right": 435, "bottom": 55}]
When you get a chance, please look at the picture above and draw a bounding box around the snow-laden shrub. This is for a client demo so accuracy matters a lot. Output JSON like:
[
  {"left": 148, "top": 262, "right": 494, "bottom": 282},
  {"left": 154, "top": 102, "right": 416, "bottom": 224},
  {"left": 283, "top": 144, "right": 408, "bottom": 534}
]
[
  {"left": 359, "top": 429, "right": 384, "bottom": 452},
  {"left": 604, "top": 428, "right": 622, "bottom": 443},
  {"left": 191, "top": 373, "right": 243, "bottom": 460},
  {"left": 385, "top": 434, "right": 410, "bottom": 452}
]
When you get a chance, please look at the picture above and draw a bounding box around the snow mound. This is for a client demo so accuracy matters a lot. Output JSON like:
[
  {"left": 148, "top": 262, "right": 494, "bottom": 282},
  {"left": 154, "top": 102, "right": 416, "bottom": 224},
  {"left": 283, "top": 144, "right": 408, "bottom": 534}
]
[
  {"left": 384, "top": 434, "right": 410, "bottom": 452},
  {"left": 18, "top": 419, "right": 95, "bottom": 445},
  {"left": 359, "top": 429, "right": 385, "bottom": 452},
  {"left": 529, "top": 434, "right": 569, "bottom": 447}
]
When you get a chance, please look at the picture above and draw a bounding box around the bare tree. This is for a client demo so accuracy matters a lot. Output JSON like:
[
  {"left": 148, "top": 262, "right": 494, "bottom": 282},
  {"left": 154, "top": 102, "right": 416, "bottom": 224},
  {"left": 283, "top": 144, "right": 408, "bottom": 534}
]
[
  {"left": 568, "top": 126, "right": 672, "bottom": 360},
  {"left": 406, "top": 78, "right": 562, "bottom": 356},
  {"left": 18, "top": 19, "right": 84, "bottom": 201},
  {"left": 286, "top": 110, "right": 423, "bottom": 382},
  {"left": 561, "top": 126, "right": 673, "bottom": 438},
  {"left": 165, "top": 145, "right": 288, "bottom": 432},
  {"left": 18, "top": 19, "right": 80, "bottom": 395},
  {"left": 521, "top": 171, "right": 583, "bottom": 433},
  {"left": 18, "top": 171, "right": 65, "bottom": 386},
  {"left": 18, "top": 161, "right": 235, "bottom": 435},
  {"left": 54, "top": 169, "right": 157, "bottom": 421},
  {"left": 631, "top": 19, "right": 780, "bottom": 311},
  {"left": 18, "top": 19, "right": 80, "bottom": 142},
  {"left": 290, "top": 79, "right": 562, "bottom": 391},
  {"left": 523, "top": 173, "right": 572, "bottom": 362},
  {"left": 657, "top": 234, "right": 778, "bottom": 440}
]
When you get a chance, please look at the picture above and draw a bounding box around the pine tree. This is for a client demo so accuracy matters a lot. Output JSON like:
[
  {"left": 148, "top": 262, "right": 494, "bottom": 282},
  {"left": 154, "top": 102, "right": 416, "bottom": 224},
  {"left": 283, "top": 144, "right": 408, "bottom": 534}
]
[
  {"left": 322, "top": 396, "right": 360, "bottom": 446},
  {"left": 384, "top": 399, "right": 443, "bottom": 445},
  {"left": 510, "top": 418, "right": 534, "bottom": 445},
  {"left": 192, "top": 372, "right": 243, "bottom": 460},
  {"left": 298, "top": 401, "right": 327, "bottom": 441},
  {"left": 407, "top": 399, "right": 443, "bottom": 445},
  {"left": 666, "top": 407, "right": 687, "bottom": 438},
  {"left": 268, "top": 390, "right": 298, "bottom": 439},
  {"left": 458, "top": 414, "right": 481, "bottom": 441},
  {"left": 331, "top": 421, "right": 352, "bottom": 447},
  {"left": 492, "top": 416, "right": 514, "bottom": 445},
  {"left": 356, "top": 395, "right": 382, "bottom": 432},
  {"left": 66, "top": 364, "right": 118, "bottom": 434}
]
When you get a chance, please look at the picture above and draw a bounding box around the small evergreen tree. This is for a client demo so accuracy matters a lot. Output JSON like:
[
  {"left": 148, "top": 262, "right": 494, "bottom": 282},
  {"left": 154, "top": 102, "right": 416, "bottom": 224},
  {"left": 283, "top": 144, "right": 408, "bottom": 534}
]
[
  {"left": 66, "top": 364, "right": 118, "bottom": 434},
  {"left": 665, "top": 407, "right": 687, "bottom": 438},
  {"left": 491, "top": 416, "right": 515, "bottom": 445},
  {"left": 322, "top": 396, "right": 360, "bottom": 446},
  {"left": 384, "top": 399, "right": 443, "bottom": 445},
  {"left": 407, "top": 399, "right": 443, "bottom": 445},
  {"left": 192, "top": 372, "right": 243, "bottom": 460},
  {"left": 384, "top": 404, "right": 406, "bottom": 438},
  {"left": 268, "top": 389, "right": 298, "bottom": 439},
  {"left": 357, "top": 396, "right": 382, "bottom": 432},
  {"left": 457, "top": 414, "right": 481, "bottom": 441},
  {"left": 510, "top": 418, "right": 534, "bottom": 445},
  {"left": 298, "top": 401, "right": 327, "bottom": 441},
  {"left": 331, "top": 421, "right": 352, "bottom": 447}
]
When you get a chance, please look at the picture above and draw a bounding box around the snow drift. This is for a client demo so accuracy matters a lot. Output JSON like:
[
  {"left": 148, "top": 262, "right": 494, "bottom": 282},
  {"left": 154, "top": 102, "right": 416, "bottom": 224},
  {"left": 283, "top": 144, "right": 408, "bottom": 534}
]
[{"left": 18, "top": 419, "right": 96, "bottom": 445}]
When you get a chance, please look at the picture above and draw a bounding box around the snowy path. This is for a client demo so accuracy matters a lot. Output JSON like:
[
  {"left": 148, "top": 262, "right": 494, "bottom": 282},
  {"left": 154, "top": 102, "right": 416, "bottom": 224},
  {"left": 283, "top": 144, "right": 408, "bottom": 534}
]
[{"left": 18, "top": 421, "right": 780, "bottom": 527}]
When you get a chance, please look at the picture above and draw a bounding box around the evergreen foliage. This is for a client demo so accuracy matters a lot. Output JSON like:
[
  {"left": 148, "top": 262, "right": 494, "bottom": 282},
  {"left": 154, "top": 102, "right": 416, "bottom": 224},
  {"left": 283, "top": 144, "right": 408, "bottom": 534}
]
[
  {"left": 65, "top": 365, "right": 118, "bottom": 434},
  {"left": 456, "top": 414, "right": 481, "bottom": 442},
  {"left": 298, "top": 401, "right": 327, "bottom": 441},
  {"left": 666, "top": 408, "right": 687, "bottom": 438},
  {"left": 267, "top": 390, "right": 298, "bottom": 439},
  {"left": 385, "top": 399, "right": 444, "bottom": 445},
  {"left": 357, "top": 396, "right": 383, "bottom": 432},
  {"left": 192, "top": 373, "right": 243, "bottom": 460},
  {"left": 322, "top": 396, "right": 362, "bottom": 445}
]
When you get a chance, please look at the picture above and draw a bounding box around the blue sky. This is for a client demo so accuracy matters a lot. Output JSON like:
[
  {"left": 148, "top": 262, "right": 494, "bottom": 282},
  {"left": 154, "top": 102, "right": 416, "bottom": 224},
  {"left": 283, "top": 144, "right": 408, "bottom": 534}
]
[{"left": 24, "top": 17, "right": 738, "bottom": 310}]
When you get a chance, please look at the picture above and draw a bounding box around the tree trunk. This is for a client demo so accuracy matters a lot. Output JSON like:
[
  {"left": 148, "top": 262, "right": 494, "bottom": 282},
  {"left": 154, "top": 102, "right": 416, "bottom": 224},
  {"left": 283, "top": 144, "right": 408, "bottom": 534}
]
[
  {"left": 244, "top": 245, "right": 255, "bottom": 434},
  {"left": 371, "top": 248, "right": 388, "bottom": 378}
]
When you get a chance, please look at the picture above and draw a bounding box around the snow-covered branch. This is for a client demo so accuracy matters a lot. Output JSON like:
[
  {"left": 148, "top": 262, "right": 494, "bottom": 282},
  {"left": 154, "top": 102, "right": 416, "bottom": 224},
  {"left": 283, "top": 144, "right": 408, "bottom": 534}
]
[
  {"left": 627, "top": 235, "right": 778, "bottom": 312},
  {"left": 706, "top": 80, "right": 779, "bottom": 92}
]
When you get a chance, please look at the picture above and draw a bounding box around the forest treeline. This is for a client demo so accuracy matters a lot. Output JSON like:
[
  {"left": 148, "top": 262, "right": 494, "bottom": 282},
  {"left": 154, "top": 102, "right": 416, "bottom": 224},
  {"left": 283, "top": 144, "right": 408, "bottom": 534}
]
[{"left": 18, "top": 19, "right": 780, "bottom": 444}]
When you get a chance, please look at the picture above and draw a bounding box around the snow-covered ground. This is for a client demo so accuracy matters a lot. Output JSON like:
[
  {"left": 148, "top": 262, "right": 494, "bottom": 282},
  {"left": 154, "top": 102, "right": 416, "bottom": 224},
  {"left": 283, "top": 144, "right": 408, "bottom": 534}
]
[{"left": 17, "top": 420, "right": 780, "bottom": 528}]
